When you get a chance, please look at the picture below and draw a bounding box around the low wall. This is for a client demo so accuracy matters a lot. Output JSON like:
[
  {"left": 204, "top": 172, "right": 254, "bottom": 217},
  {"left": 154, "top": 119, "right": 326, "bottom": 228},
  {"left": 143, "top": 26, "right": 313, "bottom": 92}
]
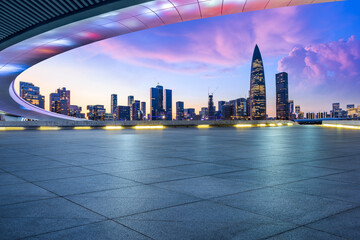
[
  {"left": 0, "top": 120, "right": 294, "bottom": 128},
  {"left": 322, "top": 120, "right": 360, "bottom": 126}
]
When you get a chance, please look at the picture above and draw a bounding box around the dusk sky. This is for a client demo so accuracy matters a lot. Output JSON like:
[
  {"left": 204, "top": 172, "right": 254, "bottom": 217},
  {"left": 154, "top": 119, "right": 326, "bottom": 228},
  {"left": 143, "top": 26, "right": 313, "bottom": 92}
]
[{"left": 17, "top": 0, "right": 360, "bottom": 117}]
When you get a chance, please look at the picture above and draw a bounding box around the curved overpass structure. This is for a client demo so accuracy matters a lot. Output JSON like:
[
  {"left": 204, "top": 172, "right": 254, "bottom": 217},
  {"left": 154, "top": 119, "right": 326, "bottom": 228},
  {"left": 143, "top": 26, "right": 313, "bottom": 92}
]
[{"left": 0, "top": 0, "right": 343, "bottom": 121}]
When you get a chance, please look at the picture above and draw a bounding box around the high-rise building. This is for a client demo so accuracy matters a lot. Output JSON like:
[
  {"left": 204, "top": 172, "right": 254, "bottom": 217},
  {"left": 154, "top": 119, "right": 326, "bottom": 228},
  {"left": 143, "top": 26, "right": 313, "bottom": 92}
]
[
  {"left": 276, "top": 72, "right": 290, "bottom": 120},
  {"left": 117, "top": 106, "right": 130, "bottom": 121},
  {"left": 50, "top": 87, "right": 70, "bottom": 115},
  {"left": 250, "top": 44, "right": 266, "bottom": 120},
  {"left": 184, "top": 108, "right": 195, "bottom": 120},
  {"left": 176, "top": 101, "right": 184, "bottom": 120},
  {"left": 200, "top": 107, "right": 208, "bottom": 119},
  {"left": 222, "top": 104, "right": 233, "bottom": 120},
  {"left": 246, "top": 97, "right": 251, "bottom": 117},
  {"left": 295, "top": 105, "right": 301, "bottom": 114},
  {"left": 19, "top": 82, "right": 45, "bottom": 109},
  {"left": 165, "top": 89, "right": 172, "bottom": 120},
  {"left": 218, "top": 101, "right": 226, "bottom": 114},
  {"left": 235, "top": 98, "right": 247, "bottom": 119},
  {"left": 131, "top": 100, "right": 141, "bottom": 120},
  {"left": 289, "top": 100, "right": 294, "bottom": 114},
  {"left": 128, "top": 96, "right": 134, "bottom": 107},
  {"left": 141, "top": 102, "right": 146, "bottom": 120},
  {"left": 150, "top": 84, "right": 165, "bottom": 120},
  {"left": 306, "top": 112, "right": 315, "bottom": 119},
  {"left": 111, "top": 94, "right": 117, "bottom": 120},
  {"left": 331, "top": 103, "right": 341, "bottom": 118},
  {"left": 69, "top": 105, "right": 85, "bottom": 118},
  {"left": 347, "top": 104, "right": 355, "bottom": 110},
  {"left": 87, "top": 105, "right": 105, "bottom": 121},
  {"left": 208, "top": 94, "right": 215, "bottom": 120}
]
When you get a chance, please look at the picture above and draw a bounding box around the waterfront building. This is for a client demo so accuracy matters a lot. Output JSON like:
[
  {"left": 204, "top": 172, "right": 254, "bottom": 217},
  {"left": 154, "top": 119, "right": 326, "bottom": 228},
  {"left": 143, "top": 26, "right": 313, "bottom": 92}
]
[
  {"left": 200, "top": 107, "right": 208, "bottom": 119},
  {"left": 276, "top": 72, "right": 290, "bottom": 120},
  {"left": 131, "top": 100, "right": 141, "bottom": 120},
  {"left": 165, "top": 89, "right": 172, "bottom": 120},
  {"left": 104, "top": 113, "right": 113, "bottom": 121},
  {"left": 141, "top": 102, "right": 146, "bottom": 120},
  {"left": 117, "top": 106, "right": 130, "bottom": 121},
  {"left": 150, "top": 84, "right": 165, "bottom": 120},
  {"left": 218, "top": 101, "right": 226, "bottom": 114},
  {"left": 184, "top": 108, "right": 195, "bottom": 120},
  {"left": 128, "top": 96, "right": 134, "bottom": 107},
  {"left": 316, "top": 112, "right": 328, "bottom": 119},
  {"left": 250, "top": 44, "right": 266, "bottom": 120},
  {"left": 50, "top": 87, "right": 70, "bottom": 115},
  {"left": 222, "top": 104, "right": 233, "bottom": 120},
  {"left": 19, "top": 82, "right": 45, "bottom": 109},
  {"left": 87, "top": 105, "right": 105, "bottom": 121},
  {"left": 295, "top": 105, "right": 301, "bottom": 114},
  {"left": 176, "top": 101, "right": 184, "bottom": 120},
  {"left": 306, "top": 112, "right": 315, "bottom": 119},
  {"left": 111, "top": 94, "right": 117, "bottom": 120},
  {"left": 208, "top": 94, "right": 215, "bottom": 120},
  {"left": 69, "top": 105, "right": 85, "bottom": 118},
  {"left": 235, "top": 98, "right": 247, "bottom": 119}
]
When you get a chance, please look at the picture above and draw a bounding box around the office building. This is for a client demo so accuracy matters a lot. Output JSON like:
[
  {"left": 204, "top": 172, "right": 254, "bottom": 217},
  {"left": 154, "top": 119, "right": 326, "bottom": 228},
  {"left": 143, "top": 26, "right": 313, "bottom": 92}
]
[
  {"left": 69, "top": 105, "right": 84, "bottom": 118},
  {"left": 208, "top": 94, "right": 215, "bottom": 120},
  {"left": 150, "top": 84, "right": 165, "bottom": 120},
  {"left": 19, "top": 82, "right": 45, "bottom": 109},
  {"left": 200, "top": 107, "right": 208, "bottom": 119},
  {"left": 289, "top": 100, "right": 294, "bottom": 114},
  {"left": 50, "top": 87, "right": 70, "bottom": 115},
  {"left": 306, "top": 112, "right": 315, "bottom": 119},
  {"left": 87, "top": 105, "right": 105, "bottom": 121},
  {"left": 111, "top": 94, "right": 117, "bottom": 120},
  {"left": 141, "top": 102, "right": 146, "bottom": 120},
  {"left": 176, "top": 101, "right": 184, "bottom": 120},
  {"left": 128, "top": 96, "right": 134, "bottom": 107},
  {"left": 184, "top": 108, "right": 195, "bottom": 120},
  {"left": 117, "top": 106, "right": 130, "bottom": 121},
  {"left": 295, "top": 105, "right": 301, "bottom": 114},
  {"left": 250, "top": 44, "right": 266, "bottom": 120},
  {"left": 276, "top": 72, "right": 290, "bottom": 120},
  {"left": 218, "top": 101, "right": 226, "bottom": 114},
  {"left": 131, "top": 100, "right": 141, "bottom": 120},
  {"left": 165, "top": 89, "right": 172, "bottom": 120},
  {"left": 222, "top": 104, "right": 233, "bottom": 120}
]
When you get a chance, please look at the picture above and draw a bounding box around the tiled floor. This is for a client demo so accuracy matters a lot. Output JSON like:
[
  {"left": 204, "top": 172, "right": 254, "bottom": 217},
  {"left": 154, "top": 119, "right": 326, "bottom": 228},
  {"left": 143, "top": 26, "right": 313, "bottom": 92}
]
[{"left": 0, "top": 125, "right": 359, "bottom": 239}]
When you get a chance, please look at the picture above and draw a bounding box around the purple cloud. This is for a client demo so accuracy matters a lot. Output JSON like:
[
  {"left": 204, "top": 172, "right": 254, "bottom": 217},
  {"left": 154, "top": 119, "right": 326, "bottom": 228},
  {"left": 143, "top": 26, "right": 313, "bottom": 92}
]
[{"left": 278, "top": 36, "right": 360, "bottom": 90}]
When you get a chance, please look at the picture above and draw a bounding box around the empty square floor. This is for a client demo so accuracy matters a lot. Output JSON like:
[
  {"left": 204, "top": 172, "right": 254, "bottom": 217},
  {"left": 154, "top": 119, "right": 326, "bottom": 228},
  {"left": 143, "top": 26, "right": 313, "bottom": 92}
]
[{"left": 1, "top": 126, "right": 360, "bottom": 239}]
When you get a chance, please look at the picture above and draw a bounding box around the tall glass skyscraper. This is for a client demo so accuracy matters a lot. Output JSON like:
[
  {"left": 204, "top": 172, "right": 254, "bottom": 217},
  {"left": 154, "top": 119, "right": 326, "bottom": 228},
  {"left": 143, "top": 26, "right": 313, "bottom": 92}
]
[
  {"left": 250, "top": 45, "right": 266, "bottom": 120},
  {"left": 128, "top": 96, "right": 134, "bottom": 107},
  {"left": 19, "top": 82, "right": 45, "bottom": 109},
  {"left": 50, "top": 87, "right": 70, "bottom": 115},
  {"left": 111, "top": 94, "right": 117, "bottom": 119},
  {"left": 208, "top": 94, "right": 215, "bottom": 120},
  {"left": 150, "top": 84, "right": 165, "bottom": 120},
  {"left": 165, "top": 89, "right": 172, "bottom": 120},
  {"left": 176, "top": 101, "right": 184, "bottom": 120},
  {"left": 276, "top": 72, "right": 290, "bottom": 120}
]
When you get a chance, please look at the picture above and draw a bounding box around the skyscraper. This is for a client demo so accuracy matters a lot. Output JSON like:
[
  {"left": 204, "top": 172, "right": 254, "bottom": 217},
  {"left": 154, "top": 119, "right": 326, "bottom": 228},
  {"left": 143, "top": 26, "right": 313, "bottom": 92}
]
[
  {"left": 128, "top": 96, "right": 134, "bottom": 107},
  {"left": 117, "top": 106, "right": 130, "bottom": 121},
  {"left": 235, "top": 98, "right": 247, "bottom": 119},
  {"left": 49, "top": 87, "right": 70, "bottom": 115},
  {"left": 208, "top": 94, "right": 215, "bottom": 120},
  {"left": 295, "top": 105, "right": 301, "bottom": 114},
  {"left": 165, "top": 89, "right": 172, "bottom": 120},
  {"left": 87, "top": 105, "right": 105, "bottom": 121},
  {"left": 69, "top": 105, "right": 85, "bottom": 118},
  {"left": 131, "top": 100, "right": 141, "bottom": 120},
  {"left": 111, "top": 94, "right": 117, "bottom": 120},
  {"left": 150, "top": 84, "right": 165, "bottom": 120},
  {"left": 218, "top": 101, "right": 226, "bottom": 113},
  {"left": 250, "top": 44, "right": 266, "bottom": 120},
  {"left": 141, "top": 102, "right": 146, "bottom": 120},
  {"left": 276, "top": 72, "right": 290, "bottom": 120},
  {"left": 19, "top": 82, "right": 45, "bottom": 109},
  {"left": 176, "top": 101, "right": 184, "bottom": 120},
  {"left": 289, "top": 100, "right": 294, "bottom": 114}
]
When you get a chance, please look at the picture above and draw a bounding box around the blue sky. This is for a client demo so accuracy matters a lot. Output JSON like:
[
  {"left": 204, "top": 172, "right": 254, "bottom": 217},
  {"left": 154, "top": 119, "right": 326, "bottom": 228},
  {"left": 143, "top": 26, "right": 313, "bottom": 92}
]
[{"left": 17, "top": 0, "right": 360, "bottom": 117}]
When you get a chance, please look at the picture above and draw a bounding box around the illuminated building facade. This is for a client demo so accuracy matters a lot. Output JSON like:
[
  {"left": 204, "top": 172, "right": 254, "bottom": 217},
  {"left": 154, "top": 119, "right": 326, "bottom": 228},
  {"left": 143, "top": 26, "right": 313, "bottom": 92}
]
[
  {"left": 131, "top": 100, "right": 141, "bottom": 120},
  {"left": 208, "top": 94, "right": 215, "bottom": 120},
  {"left": 250, "top": 45, "right": 266, "bottom": 120},
  {"left": 87, "top": 105, "right": 105, "bottom": 121},
  {"left": 19, "top": 82, "right": 45, "bottom": 109},
  {"left": 150, "top": 85, "right": 165, "bottom": 120},
  {"left": 184, "top": 108, "right": 195, "bottom": 120},
  {"left": 141, "top": 102, "right": 146, "bottom": 120},
  {"left": 276, "top": 72, "right": 290, "bottom": 120},
  {"left": 111, "top": 94, "right": 117, "bottom": 120},
  {"left": 49, "top": 88, "right": 70, "bottom": 116},
  {"left": 69, "top": 105, "right": 84, "bottom": 118},
  {"left": 176, "top": 101, "right": 184, "bottom": 120}
]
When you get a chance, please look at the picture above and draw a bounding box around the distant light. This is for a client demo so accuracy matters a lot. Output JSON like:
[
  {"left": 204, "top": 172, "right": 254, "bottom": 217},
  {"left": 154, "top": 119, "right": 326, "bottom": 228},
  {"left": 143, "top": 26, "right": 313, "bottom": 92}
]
[
  {"left": 258, "top": 124, "right": 266, "bottom": 127},
  {"left": 51, "top": 39, "right": 73, "bottom": 46},
  {"left": 197, "top": 125, "right": 210, "bottom": 128},
  {"left": 277, "top": 123, "right": 283, "bottom": 126},
  {"left": 73, "top": 126, "right": 92, "bottom": 130},
  {"left": 103, "top": 126, "right": 123, "bottom": 130},
  {"left": 287, "top": 123, "right": 294, "bottom": 126},
  {"left": 0, "top": 127, "right": 25, "bottom": 131},
  {"left": 134, "top": 125, "right": 164, "bottom": 129},
  {"left": 235, "top": 124, "right": 252, "bottom": 128},
  {"left": 269, "top": 123, "right": 276, "bottom": 127},
  {"left": 323, "top": 124, "right": 360, "bottom": 130},
  {"left": 38, "top": 126, "right": 61, "bottom": 131}
]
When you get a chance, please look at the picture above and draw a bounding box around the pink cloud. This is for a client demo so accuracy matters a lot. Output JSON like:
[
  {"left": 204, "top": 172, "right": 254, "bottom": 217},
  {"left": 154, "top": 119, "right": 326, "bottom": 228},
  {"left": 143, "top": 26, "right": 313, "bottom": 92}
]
[
  {"left": 278, "top": 36, "right": 360, "bottom": 89},
  {"left": 88, "top": 6, "right": 312, "bottom": 75}
]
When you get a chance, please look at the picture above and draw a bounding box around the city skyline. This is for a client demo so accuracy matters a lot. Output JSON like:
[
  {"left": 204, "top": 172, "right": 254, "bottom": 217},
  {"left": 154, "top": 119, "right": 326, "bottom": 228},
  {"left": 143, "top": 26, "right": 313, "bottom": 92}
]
[{"left": 15, "top": 1, "right": 360, "bottom": 117}]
